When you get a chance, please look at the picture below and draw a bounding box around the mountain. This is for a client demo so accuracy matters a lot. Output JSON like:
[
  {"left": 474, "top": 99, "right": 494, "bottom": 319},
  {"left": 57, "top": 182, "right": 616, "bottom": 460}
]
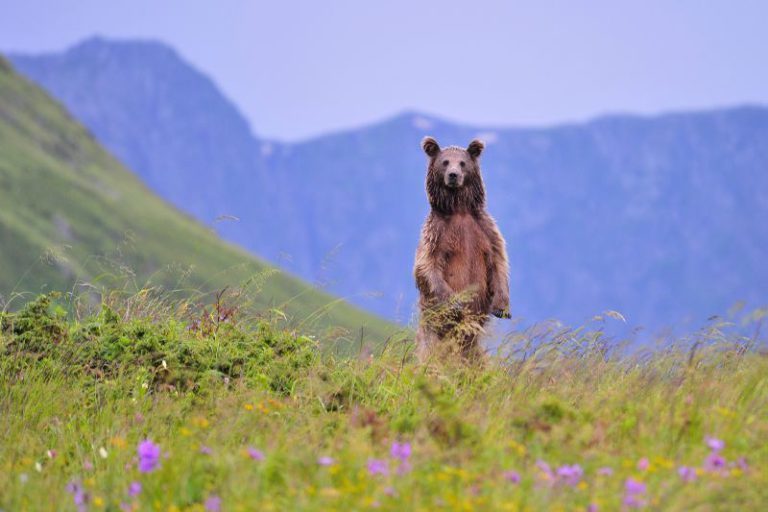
[
  {"left": 11, "top": 38, "right": 768, "bottom": 331},
  {"left": 0, "top": 55, "right": 395, "bottom": 343}
]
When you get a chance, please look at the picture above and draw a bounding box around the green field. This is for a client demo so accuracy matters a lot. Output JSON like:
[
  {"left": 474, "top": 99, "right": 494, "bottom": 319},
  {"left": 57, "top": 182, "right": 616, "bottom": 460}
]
[
  {"left": 1, "top": 291, "right": 766, "bottom": 511},
  {"left": 0, "top": 56, "right": 395, "bottom": 344}
]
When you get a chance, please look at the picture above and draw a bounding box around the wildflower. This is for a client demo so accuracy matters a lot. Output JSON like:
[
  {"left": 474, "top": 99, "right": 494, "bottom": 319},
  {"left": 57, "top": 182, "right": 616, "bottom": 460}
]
[
  {"left": 622, "top": 478, "right": 647, "bottom": 508},
  {"left": 588, "top": 504, "right": 599, "bottom": 512},
  {"left": 390, "top": 442, "right": 412, "bottom": 462},
  {"left": 637, "top": 458, "right": 649, "bottom": 471},
  {"left": 555, "top": 464, "right": 583, "bottom": 486},
  {"left": 247, "top": 447, "right": 265, "bottom": 461},
  {"left": 734, "top": 457, "right": 749, "bottom": 471},
  {"left": 35, "top": 461, "right": 42, "bottom": 472},
  {"left": 502, "top": 470, "right": 521, "bottom": 484},
  {"left": 128, "top": 481, "right": 142, "bottom": 497},
  {"left": 396, "top": 460, "right": 413, "bottom": 475},
  {"left": 384, "top": 486, "right": 397, "bottom": 496},
  {"left": 678, "top": 466, "right": 697, "bottom": 483},
  {"left": 66, "top": 480, "right": 89, "bottom": 512},
  {"left": 317, "top": 456, "right": 335, "bottom": 466},
  {"left": 83, "top": 459, "right": 94, "bottom": 471},
  {"left": 597, "top": 466, "right": 614, "bottom": 476},
  {"left": 137, "top": 440, "right": 161, "bottom": 473},
  {"left": 99, "top": 447, "right": 109, "bottom": 459},
  {"left": 367, "top": 458, "right": 389, "bottom": 476},
  {"left": 19, "top": 473, "right": 29, "bottom": 484},
  {"left": 705, "top": 437, "right": 724, "bottom": 453},
  {"left": 204, "top": 494, "right": 222, "bottom": 512},
  {"left": 93, "top": 496, "right": 104, "bottom": 507},
  {"left": 704, "top": 453, "right": 727, "bottom": 473},
  {"left": 536, "top": 460, "right": 554, "bottom": 480},
  {"left": 199, "top": 446, "right": 213, "bottom": 456},
  {"left": 47, "top": 449, "right": 57, "bottom": 459}
]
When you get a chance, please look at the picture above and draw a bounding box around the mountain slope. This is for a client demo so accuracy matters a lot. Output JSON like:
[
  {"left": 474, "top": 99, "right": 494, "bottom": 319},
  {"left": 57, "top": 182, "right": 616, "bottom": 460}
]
[
  {"left": 11, "top": 39, "right": 768, "bottom": 330},
  {"left": 0, "top": 55, "right": 395, "bottom": 343}
]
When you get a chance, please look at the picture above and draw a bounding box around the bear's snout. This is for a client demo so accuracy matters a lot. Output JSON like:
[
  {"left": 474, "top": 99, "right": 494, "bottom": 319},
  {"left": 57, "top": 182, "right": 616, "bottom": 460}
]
[{"left": 444, "top": 168, "right": 464, "bottom": 188}]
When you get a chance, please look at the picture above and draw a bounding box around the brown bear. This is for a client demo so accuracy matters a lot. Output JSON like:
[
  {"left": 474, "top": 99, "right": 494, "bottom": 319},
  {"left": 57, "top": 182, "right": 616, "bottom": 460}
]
[{"left": 413, "top": 136, "right": 510, "bottom": 360}]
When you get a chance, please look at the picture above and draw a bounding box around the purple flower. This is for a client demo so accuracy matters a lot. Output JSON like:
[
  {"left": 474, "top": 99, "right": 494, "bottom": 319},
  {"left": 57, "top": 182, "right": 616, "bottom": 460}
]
[
  {"left": 705, "top": 436, "right": 724, "bottom": 452},
  {"left": 396, "top": 460, "right": 413, "bottom": 475},
  {"left": 128, "top": 481, "right": 142, "bottom": 497},
  {"left": 390, "top": 442, "right": 412, "bottom": 461},
  {"left": 734, "top": 457, "right": 749, "bottom": 471},
  {"left": 247, "top": 447, "right": 265, "bottom": 461},
  {"left": 367, "top": 458, "right": 389, "bottom": 476},
  {"left": 678, "top": 466, "right": 697, "bottom": 483},
  {"left": 65, "top": 480, "right": 89, "bottom": 512},
  {"left": 597, "top": 466, "right": 614, "bottom": 476},
  {"left": 555, "top": 464, "right": 583, "bottom": 486},
  {"left": 199, "top": 446, "right": 213, "bottom": 456},
  {"left": 588, "top": 504, "right": 599, "bottom": 512},
  {"left": 137, "top": 440, "right": 161, "bottom": 473},
  {"left": 83, "top": 459, "right": 94, "bottom": 471},
  {"left": 503, "top": 470, "right": 521, "bottom": 484},
  {"left": 317, "top": 456, "right": 335, "bottom": 466},
  {"left": 623, "top": 478, "right": 647, "bottom": 508},
  {"left": 384, "top": 486, "right": 397, "bottom": 496},
  {"left": 625, "top": 478, "right": 646, "bottom": 495},
  {"left": 623, "top": 495, "right": 646, "bottom": 509},
  {"left": 704, "top": 453, "right": 727, "bottom": 472},
  {"left": 637, "top": 457, "right": 650, "bottom": 471},
  {"left": 536, "top": 459, "right": 554, "bottom": 479},
  {"left": 204, "top": 494, "right": 222, "bottom": 512}
]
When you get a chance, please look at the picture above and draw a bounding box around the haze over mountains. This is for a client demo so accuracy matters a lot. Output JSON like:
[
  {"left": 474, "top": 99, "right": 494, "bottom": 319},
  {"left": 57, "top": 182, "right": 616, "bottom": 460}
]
[
  {"left": 0, "top": 54, "right": 393, "bottom": 342},
  {"left": 11, "top": 37, "right": 768, "bottom": 331}
]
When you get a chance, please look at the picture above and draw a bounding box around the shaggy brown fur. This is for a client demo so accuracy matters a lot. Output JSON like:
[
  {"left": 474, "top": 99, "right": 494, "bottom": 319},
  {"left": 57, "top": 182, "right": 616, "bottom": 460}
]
[{"left": 414, "top": 136, "right": 510, "bottom": 360}]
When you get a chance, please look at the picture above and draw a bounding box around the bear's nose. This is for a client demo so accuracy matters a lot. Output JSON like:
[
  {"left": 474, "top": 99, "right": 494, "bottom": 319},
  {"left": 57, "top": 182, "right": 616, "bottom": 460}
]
[{"left": 448, "top": 172, "right": 459, "bottom": 180}]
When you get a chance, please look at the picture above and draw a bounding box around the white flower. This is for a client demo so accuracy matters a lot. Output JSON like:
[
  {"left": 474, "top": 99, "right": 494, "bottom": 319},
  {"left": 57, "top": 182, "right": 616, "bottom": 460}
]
[
  {"left": 34, "top": 462, "right": 42, "bottom": 472},
  {"left": 99, "top": 447, "right": 108, "bottom": 459},
  {"left": 19, "top": 473, "right": 29, "bottom": 483},
  {"left": 162, "top": 360, "right": 168, "bottom": 370}
]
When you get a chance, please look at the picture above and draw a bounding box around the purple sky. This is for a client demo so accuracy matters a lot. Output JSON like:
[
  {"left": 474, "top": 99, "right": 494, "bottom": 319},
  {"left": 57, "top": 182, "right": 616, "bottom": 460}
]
[{"left": 1, "top": 0, "right": 766, "bottom": 140}]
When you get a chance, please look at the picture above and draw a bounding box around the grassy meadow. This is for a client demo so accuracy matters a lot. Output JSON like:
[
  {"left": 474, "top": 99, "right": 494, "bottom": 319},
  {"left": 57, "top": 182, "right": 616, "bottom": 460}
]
[{"left": 1, "top": 289, "right": 766, "bottom": 511}]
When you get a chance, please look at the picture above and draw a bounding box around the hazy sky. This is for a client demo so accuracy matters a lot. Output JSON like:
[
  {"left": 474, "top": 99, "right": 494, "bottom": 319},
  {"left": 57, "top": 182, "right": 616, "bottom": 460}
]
[{"left": 1, "top": 0, "right": 766, "bottom": 140}]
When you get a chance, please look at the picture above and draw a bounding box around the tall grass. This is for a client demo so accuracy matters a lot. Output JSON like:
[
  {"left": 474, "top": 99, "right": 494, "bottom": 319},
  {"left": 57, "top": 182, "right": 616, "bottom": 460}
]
[{"left": 0, "top": 288, "right": 766, "bottom": 511}]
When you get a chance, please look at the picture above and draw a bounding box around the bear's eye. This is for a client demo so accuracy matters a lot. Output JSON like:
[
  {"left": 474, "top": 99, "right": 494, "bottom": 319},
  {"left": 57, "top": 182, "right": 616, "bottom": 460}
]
[
  {"left": 442, "top": 160, "right": 449, "bottom": 167},
  {"left": 460, "top": 161, "right": 466, "bottom": 168}
]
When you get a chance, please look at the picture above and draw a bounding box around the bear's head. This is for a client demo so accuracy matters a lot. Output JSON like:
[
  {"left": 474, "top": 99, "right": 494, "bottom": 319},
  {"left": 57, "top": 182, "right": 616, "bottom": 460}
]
[{"left": 421, "top": 137, "right": 486, "bottom": 214}]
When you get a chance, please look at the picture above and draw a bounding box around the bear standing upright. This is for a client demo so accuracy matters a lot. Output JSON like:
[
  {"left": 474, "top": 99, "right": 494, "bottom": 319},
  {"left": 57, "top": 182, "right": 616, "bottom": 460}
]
[{"left": 414, "top": 136, "right": 510, "bottom": 360}]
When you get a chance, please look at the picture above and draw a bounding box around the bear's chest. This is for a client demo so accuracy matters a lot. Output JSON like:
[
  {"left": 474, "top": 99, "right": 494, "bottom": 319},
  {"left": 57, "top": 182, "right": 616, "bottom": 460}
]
[{"left": 438, "top": 214, "right": 492, "bottom": 292}]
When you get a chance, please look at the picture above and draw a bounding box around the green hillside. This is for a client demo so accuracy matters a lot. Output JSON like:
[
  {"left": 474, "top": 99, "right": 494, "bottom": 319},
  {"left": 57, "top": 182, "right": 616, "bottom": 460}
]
[{"left": 0, "top": 56, "right": 396, "bottom": 344}]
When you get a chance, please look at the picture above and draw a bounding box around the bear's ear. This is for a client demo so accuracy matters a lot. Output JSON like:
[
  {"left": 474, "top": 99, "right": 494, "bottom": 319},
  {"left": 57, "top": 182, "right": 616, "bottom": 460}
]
[
  {"left": 467, "top": 139, "right": 485, "bottom": 159},
  {"left": 421, "top": 136, "right": 440, "bottom": 158}
]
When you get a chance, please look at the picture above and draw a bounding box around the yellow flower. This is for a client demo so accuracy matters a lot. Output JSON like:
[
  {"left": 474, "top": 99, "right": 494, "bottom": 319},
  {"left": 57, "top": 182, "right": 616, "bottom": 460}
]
[
  {"left": 320, "top": 487, "right": 341, "bottom": 498},
  {"left": 577, "top": 481, "right": 588, "bottom": 491},
  {"left": 244, "top": 404, "right": 254, "bottom": 411},
  {"left": 92, "top": 496, "right": 104, "bottom": 508},
  {"left": 110, "top": 436, "right": 127, "bottom": 449},
  {"left": 192, "top": 417, "right": 210, "bottom": 429},
  {"left": 508, "top": 440, "right": 527, "bottom": 456}
]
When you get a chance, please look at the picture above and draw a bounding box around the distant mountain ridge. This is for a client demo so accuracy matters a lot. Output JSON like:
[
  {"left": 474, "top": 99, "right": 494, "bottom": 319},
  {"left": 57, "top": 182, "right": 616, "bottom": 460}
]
[
  {"left": 0, "top": 53, "right": 394, "bottom": 343},
  {"left": 11, "top": 38, "right": 768, "bottom": 330}
]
